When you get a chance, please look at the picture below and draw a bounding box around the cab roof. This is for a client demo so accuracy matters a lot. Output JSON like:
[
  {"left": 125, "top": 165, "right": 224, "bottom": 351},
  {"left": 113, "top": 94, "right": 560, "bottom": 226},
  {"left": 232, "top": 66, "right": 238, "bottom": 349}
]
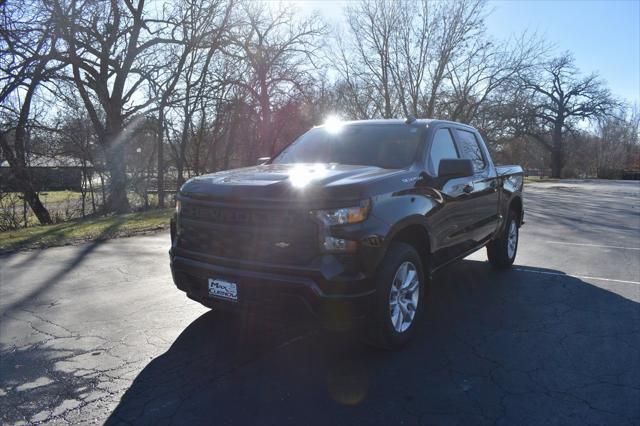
[{"left": 315, "top": 118, "right": 477, "bottom": 131}]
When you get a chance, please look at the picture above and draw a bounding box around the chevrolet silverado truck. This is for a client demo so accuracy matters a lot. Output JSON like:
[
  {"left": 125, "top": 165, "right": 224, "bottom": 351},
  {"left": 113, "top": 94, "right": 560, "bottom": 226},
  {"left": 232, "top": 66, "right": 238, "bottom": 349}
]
[{"left": 170, "top": 118, "right": 524, "bottom": 349}]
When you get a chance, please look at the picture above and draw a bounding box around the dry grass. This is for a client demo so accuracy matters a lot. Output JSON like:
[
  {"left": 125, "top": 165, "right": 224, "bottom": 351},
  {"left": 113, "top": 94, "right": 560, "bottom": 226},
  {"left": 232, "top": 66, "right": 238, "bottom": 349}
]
[
  {"left": 523, "top": 177, "right": 559, "bottom": 185},
  {"left": 0, "top": 208, "right": 173, "bottom": 253}
]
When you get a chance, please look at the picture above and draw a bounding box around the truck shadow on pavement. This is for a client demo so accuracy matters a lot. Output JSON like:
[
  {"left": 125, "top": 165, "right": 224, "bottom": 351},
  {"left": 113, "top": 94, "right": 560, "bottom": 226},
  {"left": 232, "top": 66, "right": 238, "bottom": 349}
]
[{"left": 106, "top": 260, "right": 639, "bottom": 426}]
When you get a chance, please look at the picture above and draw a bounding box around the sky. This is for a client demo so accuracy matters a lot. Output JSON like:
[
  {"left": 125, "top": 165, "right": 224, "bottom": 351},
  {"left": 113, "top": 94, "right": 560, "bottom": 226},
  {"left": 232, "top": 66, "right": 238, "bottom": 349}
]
[{"left": 289, "top": 0, "right": 640, "bottom": 106}]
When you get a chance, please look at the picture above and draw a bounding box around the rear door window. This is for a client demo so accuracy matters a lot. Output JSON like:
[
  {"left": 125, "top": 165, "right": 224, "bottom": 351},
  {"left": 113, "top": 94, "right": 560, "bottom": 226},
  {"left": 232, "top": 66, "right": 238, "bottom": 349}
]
[
  {"left": 429, "top": 128, "right": 459, "bottom": 173},
  {"left": 454, "top": 129, "right": 486, "bottom": 172}
]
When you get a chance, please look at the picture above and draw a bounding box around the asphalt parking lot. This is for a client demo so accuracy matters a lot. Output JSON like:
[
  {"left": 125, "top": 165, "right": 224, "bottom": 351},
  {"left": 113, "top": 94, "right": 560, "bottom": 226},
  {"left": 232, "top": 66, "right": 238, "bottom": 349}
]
[{"left": 1, "top": 179, "right": 638, "bottom": 425}]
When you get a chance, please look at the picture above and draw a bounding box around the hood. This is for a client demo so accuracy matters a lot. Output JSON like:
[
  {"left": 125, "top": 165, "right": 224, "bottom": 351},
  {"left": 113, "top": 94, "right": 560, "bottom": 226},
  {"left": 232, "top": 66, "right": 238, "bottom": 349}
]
[{"left": 179, "top": 163, "right": 406, "bottom": 204}]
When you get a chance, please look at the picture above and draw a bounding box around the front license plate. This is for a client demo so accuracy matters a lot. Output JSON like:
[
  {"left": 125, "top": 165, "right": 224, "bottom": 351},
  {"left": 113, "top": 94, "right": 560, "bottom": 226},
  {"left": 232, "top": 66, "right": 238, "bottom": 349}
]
[{"left": 208, "top": 278, "right": 238, "bottom": 301}]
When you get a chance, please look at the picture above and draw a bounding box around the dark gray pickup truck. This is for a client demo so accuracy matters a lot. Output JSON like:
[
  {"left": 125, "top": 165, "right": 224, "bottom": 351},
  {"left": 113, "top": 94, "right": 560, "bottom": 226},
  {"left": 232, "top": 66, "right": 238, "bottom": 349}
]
[{"left": 170, "top": 118, "right": 524, "bottom": 348}]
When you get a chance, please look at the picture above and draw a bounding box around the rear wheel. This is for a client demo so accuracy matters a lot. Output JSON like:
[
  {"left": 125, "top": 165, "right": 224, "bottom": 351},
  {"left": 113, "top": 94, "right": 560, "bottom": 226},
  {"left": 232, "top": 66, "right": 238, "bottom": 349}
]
[
  {"left": 487, "top": 210, "right": 519, "bottom": 268},
  {"left": 366, "top": 242, "right": 426, "bottom": 349}
]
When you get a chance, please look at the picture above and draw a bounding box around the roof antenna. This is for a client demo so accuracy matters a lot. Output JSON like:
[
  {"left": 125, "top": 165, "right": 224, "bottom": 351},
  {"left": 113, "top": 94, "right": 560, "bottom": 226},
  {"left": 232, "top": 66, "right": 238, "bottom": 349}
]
[{"left": 405, "top": 115, "right": 416, "bottom": 124}]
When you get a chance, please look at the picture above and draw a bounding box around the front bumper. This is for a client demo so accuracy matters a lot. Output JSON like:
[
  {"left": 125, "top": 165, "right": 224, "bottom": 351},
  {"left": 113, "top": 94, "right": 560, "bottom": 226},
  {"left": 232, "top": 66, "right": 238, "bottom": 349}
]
[{"left": 170, "top": 253, "right": 376, "bottom": 328}]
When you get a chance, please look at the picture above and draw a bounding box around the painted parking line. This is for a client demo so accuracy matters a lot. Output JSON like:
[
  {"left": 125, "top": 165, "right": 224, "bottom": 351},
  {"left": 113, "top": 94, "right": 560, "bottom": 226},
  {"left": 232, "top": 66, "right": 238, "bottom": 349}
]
[
  {"left": 513, "top": 268, "right": 640, "bottom": 285},
  {"left": 545, "top": 241, "right": 640, "bottom": 251}
]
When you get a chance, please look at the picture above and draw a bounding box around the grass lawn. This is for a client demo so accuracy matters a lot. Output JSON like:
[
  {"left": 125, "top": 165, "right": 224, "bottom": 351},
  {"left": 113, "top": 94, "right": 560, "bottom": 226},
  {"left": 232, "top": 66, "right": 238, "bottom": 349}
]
[
  {"left": 523, "top": 177, "right": 558, "bottom": 185},
  {"left": 0, "top": 208, "right": 174, "bottom": 253},
  {"left": 32, "top": 190, "right": 163, "bottom": 206},
  {"left": 7, "top": 190, "right": 86, "bottom": 204},
  {"left": 38, "top": 190, "right": 84, "bottom": 203},
  {"left": 2, "top": 190, "right": 171, "bottom": 227}
]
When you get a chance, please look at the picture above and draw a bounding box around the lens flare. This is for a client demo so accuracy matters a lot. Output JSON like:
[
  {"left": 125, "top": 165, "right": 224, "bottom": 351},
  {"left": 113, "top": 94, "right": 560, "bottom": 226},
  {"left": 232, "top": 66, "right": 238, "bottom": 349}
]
[
  {"left": 289, "top": 164, "right": 328, "bottom": 188},
  {"left": 323, "top": 115, "right": 343, "bottom": 134}
]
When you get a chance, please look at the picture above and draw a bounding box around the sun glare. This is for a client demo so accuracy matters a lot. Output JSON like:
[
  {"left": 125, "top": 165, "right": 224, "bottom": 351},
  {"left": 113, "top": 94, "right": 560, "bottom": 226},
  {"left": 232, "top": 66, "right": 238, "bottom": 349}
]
[
  {"left": 323, "top": 115, "right": 344, "bottom": 134},
  {"left": 289, "top": 164, "right": 328, "bottom": 188}
]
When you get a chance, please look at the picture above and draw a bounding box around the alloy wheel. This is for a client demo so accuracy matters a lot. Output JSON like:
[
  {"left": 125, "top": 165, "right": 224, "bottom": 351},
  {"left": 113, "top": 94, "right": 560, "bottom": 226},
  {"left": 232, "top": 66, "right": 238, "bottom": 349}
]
[
  {"left": 507, "top": 219, "right": 518, "bottom": 259},
  {"left": 389, "top": 261, "right": 420, "bottom": 333}
]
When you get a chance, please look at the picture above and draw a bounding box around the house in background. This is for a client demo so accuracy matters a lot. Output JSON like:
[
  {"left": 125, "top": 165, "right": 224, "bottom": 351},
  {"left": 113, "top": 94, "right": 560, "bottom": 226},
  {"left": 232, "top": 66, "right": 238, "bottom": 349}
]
[{"left": 0, "top": 155, "right": 92, "bottom": 192}]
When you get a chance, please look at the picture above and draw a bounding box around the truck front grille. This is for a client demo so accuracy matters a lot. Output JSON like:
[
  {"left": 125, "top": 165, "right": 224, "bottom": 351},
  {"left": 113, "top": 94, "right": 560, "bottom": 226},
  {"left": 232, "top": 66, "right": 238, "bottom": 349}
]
[
  {"left": 178, "top": 203, "right": 319, "bottom": 265},
  {"left": 180, "top": 203, "right": 306, "bottom": 228}
]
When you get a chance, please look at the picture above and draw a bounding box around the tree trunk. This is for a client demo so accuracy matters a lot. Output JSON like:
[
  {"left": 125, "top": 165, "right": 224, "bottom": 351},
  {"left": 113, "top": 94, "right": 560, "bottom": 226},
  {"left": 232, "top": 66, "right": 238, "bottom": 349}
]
[
  {"left": 176, "top": 134, "right": 187, "bottom": 192},
  {"left": 382, "top": 70, "right": 392, "bottom": 118},
  {"left": 101, "top": 111, "right": 131, "bottom": 214},
  {"left": 23, "top": 186, "right": 52, "bottom": 225},
  {"left": 99, "top": 172, "right": 106, "bottom": 209},
  {"left": 176, "top": 117, "right": 189, "bottom": 192},
  {"left": 156, "top": 110, "right": 165, "bottom": 208},
  {"left": 222, "top": 115, "right": 236, "bottom": 170},
  {"left": 81, "top": 163, "right": 87, "bottom": 217},
  {"left": 176, "top": 163, "right": 185, "bottom": 191},
  {"left": 551, "top": 151, "right": 563, "bottom": 178},
  {"left": 550, "top": 120, "right": 564, "bottom": 178},
  {"left": 88, "top": 169, "right": 96, "bottom": 213},
  {"left": 0, "top": 133, "right": 52, "bottom": 224},
  {"left": 259, "top": 75, "right": 272, "bottom": 156},
  {"left": 23, "top": 198, "right": 27, "bottom": 227},
  {"left": 104, "top": 141, "right": 130, "bottom": 214}
]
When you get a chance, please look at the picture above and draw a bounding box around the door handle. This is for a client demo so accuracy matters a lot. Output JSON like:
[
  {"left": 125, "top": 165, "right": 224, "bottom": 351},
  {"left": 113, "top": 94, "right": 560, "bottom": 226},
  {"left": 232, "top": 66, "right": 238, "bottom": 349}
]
[{"left": 462, "top": 183, "right": 474, "bottom": 194}]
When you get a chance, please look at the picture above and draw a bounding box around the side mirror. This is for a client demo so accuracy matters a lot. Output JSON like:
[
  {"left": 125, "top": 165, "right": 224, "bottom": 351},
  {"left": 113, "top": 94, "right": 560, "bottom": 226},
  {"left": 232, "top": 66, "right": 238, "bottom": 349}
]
[
  {"left": 438, "top": 159, "right": 474, "bottom": 179},
  {"left": 257, "top": 157, "right": 271, "bottom": 165}
]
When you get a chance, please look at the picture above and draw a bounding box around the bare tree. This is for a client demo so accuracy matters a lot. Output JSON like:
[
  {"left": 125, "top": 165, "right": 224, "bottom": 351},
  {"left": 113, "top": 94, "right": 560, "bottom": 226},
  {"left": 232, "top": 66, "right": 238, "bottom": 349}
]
[
  {"left": 48, "top": 0, "right": 189, "bottom": 213},
  {"left": 227, "top": 2, "right": 326, "bottom": 157},
  {"left": 337, "top": 0, "right": 487, "bottom": 119},
  {"left": 422, "top": 0, "right": 486, "bottom": 117},
  {"left": 0, "top": 0, "right": 56, "bottom": 224},
  {"left": 172, "top": 45, "right": 232, "bottom": 189},
  {"left": 149, "top": 0, "right": 233, "bottom": 205},
  {"left": 388, "top": 0, "right": 435, "bottom": 117},
  {"left": 443, "top": 33, "right": 543, "bottom": 124},
  {"left": 344, "top": 0, "right": 402, "bottom": 118},
  {"left": 519, "top": 53, "right": 619, "bottom": 177},
  {"left": 594, "top": 108, "right": 640, "bottom": 178}
]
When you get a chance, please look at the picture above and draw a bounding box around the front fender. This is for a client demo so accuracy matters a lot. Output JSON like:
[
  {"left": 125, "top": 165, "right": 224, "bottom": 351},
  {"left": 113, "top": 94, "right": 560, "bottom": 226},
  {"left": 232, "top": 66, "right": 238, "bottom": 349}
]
[{"left": 364, "top": 190, "right": 439, "bottom": 271}]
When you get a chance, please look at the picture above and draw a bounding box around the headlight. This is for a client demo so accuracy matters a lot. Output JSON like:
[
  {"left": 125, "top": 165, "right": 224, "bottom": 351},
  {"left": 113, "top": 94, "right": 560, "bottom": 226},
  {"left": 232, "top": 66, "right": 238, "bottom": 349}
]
[
  {"left": 311, "top": 200, "right": 370, "bottom": 226},
  {"left": 311, "top": 200, "right": 370, "bottom": 253},
  {"left": 175, "top": 200, "right": 181, "bottom": 214}
]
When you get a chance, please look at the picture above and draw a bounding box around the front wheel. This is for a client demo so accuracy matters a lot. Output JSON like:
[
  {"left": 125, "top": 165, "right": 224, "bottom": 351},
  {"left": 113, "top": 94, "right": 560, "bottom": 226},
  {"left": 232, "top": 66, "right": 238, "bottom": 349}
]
[
  {"left": 366, "top": 242, "right": 426, "bottom": 350},
  {"left": 487, "top": 211, "right": 519, "bottom": 268}
]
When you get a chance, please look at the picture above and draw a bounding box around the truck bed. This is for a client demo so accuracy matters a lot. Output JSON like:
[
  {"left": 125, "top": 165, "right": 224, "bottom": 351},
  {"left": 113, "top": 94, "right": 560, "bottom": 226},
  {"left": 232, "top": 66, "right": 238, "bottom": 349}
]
[{"left": 496, "top": 165, "right": 524, "bottom": 177}]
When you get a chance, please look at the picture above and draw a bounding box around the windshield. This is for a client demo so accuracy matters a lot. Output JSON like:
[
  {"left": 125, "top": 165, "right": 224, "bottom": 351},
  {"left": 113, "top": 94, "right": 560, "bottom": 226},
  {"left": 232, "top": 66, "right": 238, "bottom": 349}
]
[{"left": 272, "top": 124, "right": 423, "bottom": 169}]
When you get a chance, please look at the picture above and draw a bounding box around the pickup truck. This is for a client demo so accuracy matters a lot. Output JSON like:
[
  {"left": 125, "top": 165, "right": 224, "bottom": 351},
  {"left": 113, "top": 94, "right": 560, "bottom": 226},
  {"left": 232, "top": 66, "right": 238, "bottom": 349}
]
[{"left": 170, "top": 118, "right": 524, "bottom": 349}]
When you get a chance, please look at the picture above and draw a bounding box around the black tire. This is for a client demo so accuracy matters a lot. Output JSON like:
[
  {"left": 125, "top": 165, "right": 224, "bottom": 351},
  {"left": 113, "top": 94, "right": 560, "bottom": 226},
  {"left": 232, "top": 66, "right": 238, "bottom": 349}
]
[
  {"left": 487, "top": 210, "right": 519, "bottom": 268},
  {"left": 366, "top": 242, "right": 427, "bottom": 350}
]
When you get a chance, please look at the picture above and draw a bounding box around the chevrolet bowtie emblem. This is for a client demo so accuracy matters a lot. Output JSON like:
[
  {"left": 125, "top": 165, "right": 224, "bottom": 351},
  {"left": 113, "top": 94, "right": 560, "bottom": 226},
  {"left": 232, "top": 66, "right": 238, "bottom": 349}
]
[{"left": 275, "top": 242, "right": 290, "bottom": 248}]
